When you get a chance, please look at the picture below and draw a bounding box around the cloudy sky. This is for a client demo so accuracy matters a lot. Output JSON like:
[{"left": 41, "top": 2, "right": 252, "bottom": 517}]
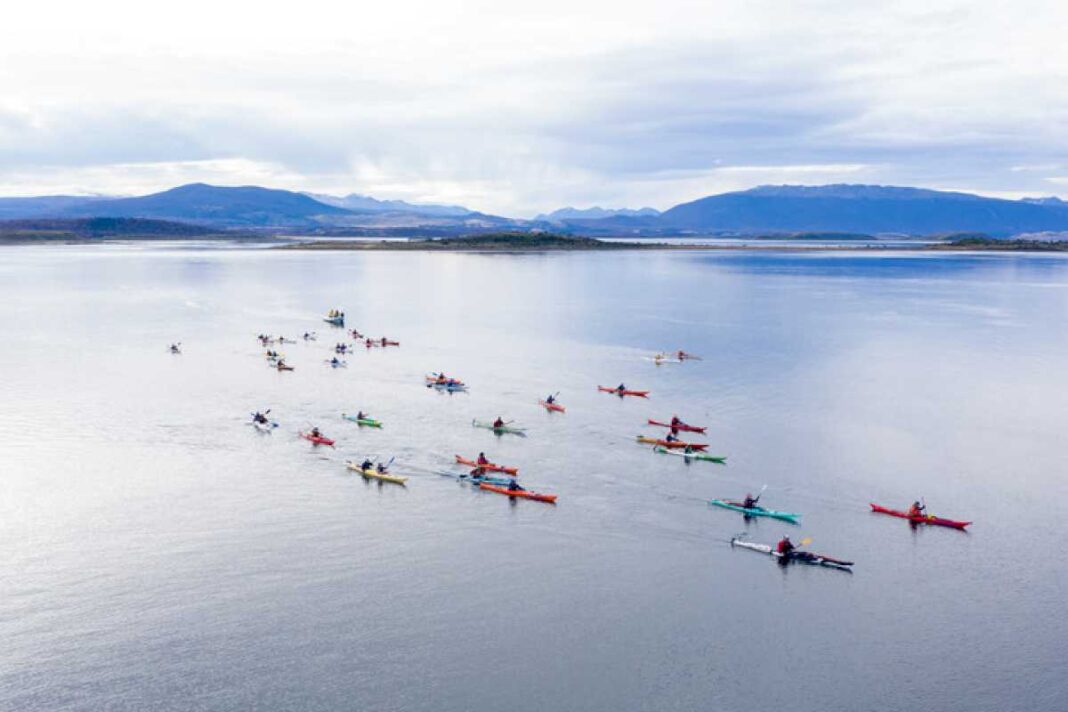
[{"left": 1, "top": 0, "right": 1065, "bottom": 215}]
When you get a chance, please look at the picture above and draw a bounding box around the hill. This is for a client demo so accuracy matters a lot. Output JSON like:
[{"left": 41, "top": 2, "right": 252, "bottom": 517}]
[
  {"left": 58, "top": 183, "right": 352, "bottom": 227},
  {"left": 650, "top": 184, "right": 1068, "bottom": 236}
]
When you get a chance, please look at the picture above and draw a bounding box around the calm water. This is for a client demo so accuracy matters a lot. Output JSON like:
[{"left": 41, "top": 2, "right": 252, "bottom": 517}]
[{"left": 1, "top": 245, "right": 1065, "bottom": 711}]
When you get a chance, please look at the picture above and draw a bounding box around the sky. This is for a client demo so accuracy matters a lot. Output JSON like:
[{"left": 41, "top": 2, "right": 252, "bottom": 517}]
[{"left": 0, "top": 0, "right": 1066, "bottom": 216}]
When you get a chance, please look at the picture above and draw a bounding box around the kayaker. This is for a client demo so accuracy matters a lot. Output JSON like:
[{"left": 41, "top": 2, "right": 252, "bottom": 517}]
[
  {"left": 310, "top": 427, "right": 322, "bottom": 438},
  {"left": 670, "top": 414, "right": 682, "bottom": 427},
  {"left": 252, "top": 412, "right": 268, "bottom": 424},
  {"left": 357, "top": 410, "right": 366, "bottom": 421},
  {"left": 330, "top": 357, "right": 340, "bottom": 366},
  {"left": 664, "top": 432, "right": 679, "bottom": 444},
  {"left": 276, "top": 359, "right": 288, "bottom": 370},
  {"left": 507, "top": 478, "right": 524, "bottom": 492},
  {"left": 616, "top": 383, "right": 627, "bottom": 394},
  {"left": 677, "top": 350, "right": 686, "bottom": 360},
  {"left": 493, "top": 417, "right": 505, "bottom": 429},
  {"left": 169, "top": 343, "right": 181, "bottom": 353},
  {"left": 477, "top": 452, "right": 489, "bottom": 466},
  {"left": 742, "top": 492, "right": 760, "bottom": 510},
  {"left": 545, "top": 394, "right": 556, "bottom": 404},
  {"left": 376, "top": 462, "right": 388, "bottom": 474},
  {"left": 360, "top": 458, "right": 373, "bottom": 471},
  {"left": 908, "top": 501, "right": 927, "bottom": 518},
  {"left": 380, "top": 337, "right": 388, "bottom": 346},
  {"left": 682, "top": 444, "right": 695, "bottom": 455},
  {"left": 776, "top": 535, "right": 795, "bottom": 556}
]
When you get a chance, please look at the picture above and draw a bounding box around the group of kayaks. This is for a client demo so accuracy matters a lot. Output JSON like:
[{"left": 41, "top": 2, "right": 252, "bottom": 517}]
[{"left": 241, "top": 315, "right": 975, "bottom": 563}]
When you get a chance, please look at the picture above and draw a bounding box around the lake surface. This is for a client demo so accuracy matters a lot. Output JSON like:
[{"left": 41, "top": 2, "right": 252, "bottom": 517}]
[{"left": 1, "top": 245, "right": 1065, "bottom": 711}]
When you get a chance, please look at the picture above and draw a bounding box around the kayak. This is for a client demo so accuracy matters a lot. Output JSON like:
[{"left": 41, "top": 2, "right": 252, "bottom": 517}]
[
  {"left": 342, "top": 414, "right": 383, "bottom": 428},
  {"left": 380, "top": 340, "right": 400, "bottom": 346},
  {"left": 325, "top": 360, "right": 347, "bottom": 368},
  {"left": 677, "top": 352, "right": 702, "bottom": 361},
  {"left": 299, "top": 431, "right": 334, "bottom": 446},
  {"left": 644, "top": 355, "right": 681, "bottom": 364},
  {"left": 426, "top": 374, "right": 464, "bottom": 385},
  {"left": 598, "top": 386, "right": 649, "bottom": 398},
  {"left": 730, "top": 538, "right": 853, "bottom": 570},
  {"left": 636, "top": 436, "right": 708, "bottom": 450},
  {"left": 346, "top": 461, "right": 407, "bottom": 485},
  {"left": 276, "top": 364, "right": 294, "bottom": 371},
  {"left": 436, "top": 471, "right": 513, "bottom": 487},
  {"left": 434, "top": 383, "right": 468, "bottom": 392},
  {"left": 869, "top": 503, "right": 971, "bottom": 530},
  {"left": 472, "top": 419, "right": 527, "bottom": 436},
  {"left": 324, "top": 315, "right": 344, "bottom": 326},
  {"left": 455, "top": 455, "right": 518, "bottom": 475},
  {"left": 648, "top": 419, "right": 706, "bottom": 433},
  {"left": 710, "top": 499, "right": 800, "bottom": 524},
  {"left": 479, "top": 482, "right": 557, "bottom": 504},
  {"left": 539, "top": 400, "right": 566, "bottom": 413},
  {"left": 251, "top": 420, "right": 278, "bottom": 433},
  {"left": 654, "top": 446, "right": 726, "bottom": 464}
]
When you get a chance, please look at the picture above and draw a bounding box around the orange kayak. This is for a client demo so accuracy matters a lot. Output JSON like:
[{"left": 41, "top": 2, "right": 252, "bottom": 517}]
[
  {"left": 539, "top": 400, "right": 565, "bottom": 413},
  {"left": 635, "top": 436, "right": 708, "bottom": 450},
  {"left": 598, "top": 386, "right": 649, "bottom": 397},
  {"left": 479, "top": 483, "right": 557, "bottom": 503},
  {"left": 455, "top": 455, "right": 518, "bottom": 475}
]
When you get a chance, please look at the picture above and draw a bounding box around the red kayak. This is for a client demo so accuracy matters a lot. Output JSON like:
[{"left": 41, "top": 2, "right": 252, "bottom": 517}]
[
  {"left": 539, "top": 400, "right": 566, "bottom": 413},
  {"left": 455, "top": 455, "right": 518, "bottom": 475},
  {"left": 598, "top": 386, "right": 649, "bottom": 398},
  {"left": 647, "top": 419, "right": 706, "bottom": 433},
  {"left": 299, "top": 431, "right": 335, "bottom": 447},
  {"left": 479, "top": 482, "right": 557, "bottom": 503},
  {"left": 869, "top": 503, "right": 970, "bottom": 530}
]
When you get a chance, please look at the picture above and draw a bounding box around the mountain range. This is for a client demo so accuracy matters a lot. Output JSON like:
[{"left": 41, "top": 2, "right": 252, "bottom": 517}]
[{"left": 2, "top": 182, "right": 1067, "bottom": 237}]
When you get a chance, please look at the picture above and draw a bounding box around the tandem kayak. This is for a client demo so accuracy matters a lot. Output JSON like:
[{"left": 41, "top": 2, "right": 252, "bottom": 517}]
[
  {"left": 346, "top": 461, "right": 407, "bottom": 485},
  {"left": 647, "top": 419, "right": 706, "bottom": 433},
  {"left": 636, "top": 436, "right": 708, "bottom": 450},
  {"left": 710, "top": 499, "right": 800, "bottom": 524},
  {"left": 598, "top": 386, "right": 649, "bottom": 398},
  {"left": 538, "top": 400, "right": 566, "bottom": 413},
  {"left": 479, "top": 483, "right": 557, "bottom": 504},
  {"left": 299, "top": 431, "right": 335, "bottom": 446},
  {"left": 342, "top": 414, "right": 383, "bottom": 428},
  {"left": 436, "top": 471, "right": 514, "bottom": 487},
  {"left": 472, "top": 419, "right": 527, "bottom": 436},
  {"left": 869, "top": 503, "right": 971, "bottom": 530},
  {"left": 730, "top": 538, "right": 853, "bottom": 570},
  {"left": 455, "top": 455, "right": 518, "bottom": 475},
  {"left": 653, "top": 446, "right": 726, "bottom": 464}
]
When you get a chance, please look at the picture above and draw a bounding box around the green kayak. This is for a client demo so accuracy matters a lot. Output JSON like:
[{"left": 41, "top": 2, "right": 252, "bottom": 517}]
[
  {"left": 654, "top": 446, "right": 726, "bottom": 464},
  {"left": 342, "top": 413, "right": 383, "bottom": 428},
  {"left": 710, "top": 499, "right": 800, "bottom": 524},
  {"left": 472, "top": 419, "right": 527, "bottom": 436}
]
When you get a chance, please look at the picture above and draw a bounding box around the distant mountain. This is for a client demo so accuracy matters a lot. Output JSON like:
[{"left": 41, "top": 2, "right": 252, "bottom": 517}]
[
  {"left": 536, "top": 206, "right": 660, "bottom": 221},
  {"left": 0, "top": 217, "right": 222, "bottom": 241},
  {"left": 1021, "top": 196, "right": 1067, "bottom": 207},
  {"left": 306, "top": 192, "right": 473, "bottom": 217},
  {"left": 57, "top": 183, "right": 351, "bottom": 227},
  {"left": 0, "top": 195, "right": 113, "bottom": 220},
  {"left": 651, "top": 184, "right": 1068, "bottom": 236}
]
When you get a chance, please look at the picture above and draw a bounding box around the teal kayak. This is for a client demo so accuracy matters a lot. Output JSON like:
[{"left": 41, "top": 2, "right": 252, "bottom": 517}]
[
  {"left": 342, "top": 413, "right": 383, "bottom": 428},
  {"left": 472, "top": 419, "right": 527, "bottom": 436},
  {"left": 710, "top": 499, "right": 800, "bottom": 524},
  {"left": 654, "top": 446, "right": 726, "bottom": 464}
]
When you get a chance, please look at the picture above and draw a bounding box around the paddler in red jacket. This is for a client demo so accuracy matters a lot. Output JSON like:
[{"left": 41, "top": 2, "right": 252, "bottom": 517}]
[
  {"left": 908, "top": 501, "right": 926, "bottom": 518},
  {"left": 776, "top": 535, "right": 795, "bottom": 556}
]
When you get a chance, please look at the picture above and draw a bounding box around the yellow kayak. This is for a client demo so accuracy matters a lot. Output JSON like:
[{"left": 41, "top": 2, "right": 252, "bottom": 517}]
[{"left": 345, "top": 461, "right": 408, "bottom": 485}]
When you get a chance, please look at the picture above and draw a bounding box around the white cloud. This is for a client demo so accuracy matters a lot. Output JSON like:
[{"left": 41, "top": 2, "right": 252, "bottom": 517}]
[{"left": 1, "top": 0, "right": 1066, "bottom": 213}]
